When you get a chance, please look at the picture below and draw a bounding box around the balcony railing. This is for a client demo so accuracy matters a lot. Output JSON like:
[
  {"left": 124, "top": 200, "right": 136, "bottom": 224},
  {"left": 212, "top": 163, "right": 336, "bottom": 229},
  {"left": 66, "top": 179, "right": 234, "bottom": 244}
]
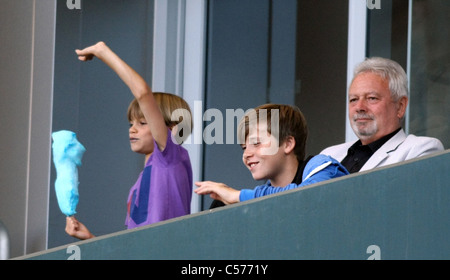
[{"left": 16, "top": 150, "right": 450, "bottom": 260}]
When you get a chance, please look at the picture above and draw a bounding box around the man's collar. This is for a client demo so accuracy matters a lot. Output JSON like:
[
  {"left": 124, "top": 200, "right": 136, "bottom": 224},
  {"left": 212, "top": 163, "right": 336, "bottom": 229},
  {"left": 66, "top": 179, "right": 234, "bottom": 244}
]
[{"left": 350, "top": 128, "right": 402, "bottom": 152}]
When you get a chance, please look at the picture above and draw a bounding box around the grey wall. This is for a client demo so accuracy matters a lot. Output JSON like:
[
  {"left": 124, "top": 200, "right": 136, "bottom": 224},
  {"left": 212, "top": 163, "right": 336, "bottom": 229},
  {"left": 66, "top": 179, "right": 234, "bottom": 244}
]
[
  {"left": 0, "top": 0, "right": 56, "bottom": 258},
  {"left": 0, "top": 0, "right": 156, "bottom": 258},
  {"left": 49, "top": 0, "right": 154, "bottom": 248}
]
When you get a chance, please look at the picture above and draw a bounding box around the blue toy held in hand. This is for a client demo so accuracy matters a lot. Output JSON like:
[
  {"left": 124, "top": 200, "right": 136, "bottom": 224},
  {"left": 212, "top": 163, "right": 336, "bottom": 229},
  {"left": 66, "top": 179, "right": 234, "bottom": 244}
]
[{"left": 52, "top": 130, "right": 86, "bottom": 217}]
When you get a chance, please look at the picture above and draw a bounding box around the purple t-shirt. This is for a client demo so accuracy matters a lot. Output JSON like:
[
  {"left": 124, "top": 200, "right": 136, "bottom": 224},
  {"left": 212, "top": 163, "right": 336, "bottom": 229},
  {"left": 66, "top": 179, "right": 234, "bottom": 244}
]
[{"left": 125, "top": 129, "right": 192, "bottom": 229}]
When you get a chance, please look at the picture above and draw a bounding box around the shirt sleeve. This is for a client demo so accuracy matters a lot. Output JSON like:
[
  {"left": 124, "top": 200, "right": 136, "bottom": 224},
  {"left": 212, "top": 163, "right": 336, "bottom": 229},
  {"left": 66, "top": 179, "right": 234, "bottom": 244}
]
[
  {"left": 239, "top": 155, "right": 349, "bottom": 202},
  {"left": 239, "top": 183, "right": 299, "bottom": 201},
  {"left": 152, "top": 128, "right": 183, "bottom": 166}
]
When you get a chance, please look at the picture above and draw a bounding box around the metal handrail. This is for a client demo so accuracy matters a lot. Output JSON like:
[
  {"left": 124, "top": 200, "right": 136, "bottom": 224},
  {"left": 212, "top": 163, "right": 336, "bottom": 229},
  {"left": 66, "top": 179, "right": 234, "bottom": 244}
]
[{"left": 0, "top": 220, "right": 10, "bottom": 260}]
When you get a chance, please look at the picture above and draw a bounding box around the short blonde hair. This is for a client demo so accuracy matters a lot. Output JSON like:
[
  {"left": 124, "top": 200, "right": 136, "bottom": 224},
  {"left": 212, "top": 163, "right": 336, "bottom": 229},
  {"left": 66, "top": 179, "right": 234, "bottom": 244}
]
[{"left": 127, "top": 92, "right": 193, "bottom": 140}]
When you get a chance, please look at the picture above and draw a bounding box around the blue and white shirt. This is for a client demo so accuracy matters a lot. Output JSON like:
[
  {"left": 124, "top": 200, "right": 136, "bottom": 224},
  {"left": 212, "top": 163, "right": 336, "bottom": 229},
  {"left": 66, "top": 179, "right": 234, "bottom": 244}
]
[{"left": 239, "top": 155, "right": 349, "bottom": 201}]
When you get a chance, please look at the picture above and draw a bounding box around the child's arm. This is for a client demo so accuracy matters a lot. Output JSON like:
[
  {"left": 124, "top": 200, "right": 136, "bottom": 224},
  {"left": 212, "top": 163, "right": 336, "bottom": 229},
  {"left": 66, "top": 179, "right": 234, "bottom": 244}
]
[
  {"left": 75, "top": 42, "right": 168, "bottom": 151},
  {"left": 194, "top": 181, "right": 241, "bottom": 205},
  {"left": 239, "top": 155, "right": 350, "bottom": 201},
  {"left": 65, "top": 216, "right": 95, "bottom": 240}
]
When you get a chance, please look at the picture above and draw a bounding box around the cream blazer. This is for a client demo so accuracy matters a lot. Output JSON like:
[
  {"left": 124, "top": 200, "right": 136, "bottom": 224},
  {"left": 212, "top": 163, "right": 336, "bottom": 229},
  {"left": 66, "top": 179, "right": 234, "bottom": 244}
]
[{"left": 320, "top": 129, "right": 444, "bottom": 172}]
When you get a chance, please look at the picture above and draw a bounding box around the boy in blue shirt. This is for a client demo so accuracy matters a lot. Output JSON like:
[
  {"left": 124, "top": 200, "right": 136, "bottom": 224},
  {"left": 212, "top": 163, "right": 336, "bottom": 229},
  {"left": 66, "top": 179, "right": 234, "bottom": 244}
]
[{"left": 195, "top": 104, "right": 349, "bottom": 205}]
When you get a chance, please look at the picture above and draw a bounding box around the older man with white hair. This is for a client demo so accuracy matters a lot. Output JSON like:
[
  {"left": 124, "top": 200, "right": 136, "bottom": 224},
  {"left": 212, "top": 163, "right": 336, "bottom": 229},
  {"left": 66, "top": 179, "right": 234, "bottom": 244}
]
[{"left": 321, "top": 57, "right": 444, "bottom": 173}]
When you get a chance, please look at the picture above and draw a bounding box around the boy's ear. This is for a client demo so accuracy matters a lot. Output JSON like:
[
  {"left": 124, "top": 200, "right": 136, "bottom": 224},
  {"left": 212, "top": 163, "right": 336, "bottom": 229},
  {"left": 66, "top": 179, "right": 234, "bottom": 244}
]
[{"left": 283, "top": 136, "right": 296, "bottom": 155}]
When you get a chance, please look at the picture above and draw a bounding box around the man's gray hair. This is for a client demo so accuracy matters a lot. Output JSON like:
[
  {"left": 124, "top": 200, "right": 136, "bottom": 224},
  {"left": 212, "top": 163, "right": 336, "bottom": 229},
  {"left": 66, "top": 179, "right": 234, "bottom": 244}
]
[{"left": 353, "top": 57, "right": 409, "bottom": 101}]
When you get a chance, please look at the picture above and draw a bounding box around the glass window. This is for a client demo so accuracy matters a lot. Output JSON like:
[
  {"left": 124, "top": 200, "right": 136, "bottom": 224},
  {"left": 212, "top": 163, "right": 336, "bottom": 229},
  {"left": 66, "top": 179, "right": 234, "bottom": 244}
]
[
  {"left": 367, "top": 0, "right": 449, "bottom": 148},
  {"left": 409, "top": 0, "right": 449, "bottom": 148}
]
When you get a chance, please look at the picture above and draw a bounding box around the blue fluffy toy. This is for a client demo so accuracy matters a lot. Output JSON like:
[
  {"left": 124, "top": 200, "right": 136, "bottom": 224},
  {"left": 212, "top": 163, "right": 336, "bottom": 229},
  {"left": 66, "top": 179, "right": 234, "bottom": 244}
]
[{"left": 52, "top": 130, "right": 86, "bottom": 217}]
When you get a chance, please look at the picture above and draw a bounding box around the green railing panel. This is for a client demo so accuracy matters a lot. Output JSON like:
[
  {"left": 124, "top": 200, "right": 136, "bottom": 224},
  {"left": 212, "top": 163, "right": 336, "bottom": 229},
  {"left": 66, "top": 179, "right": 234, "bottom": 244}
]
[{"left": 17, "top": 150, "right": 450, "bottom": 260}]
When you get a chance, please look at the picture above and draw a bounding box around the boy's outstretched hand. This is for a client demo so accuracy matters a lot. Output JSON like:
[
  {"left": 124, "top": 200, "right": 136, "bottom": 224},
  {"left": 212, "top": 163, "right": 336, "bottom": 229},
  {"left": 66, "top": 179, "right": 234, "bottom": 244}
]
[
  {"left": 65, "top": 216, "right": 95, "bottom": 240},
  {"left": 194, "top": 181, "right": 240, "bottom": 205}
]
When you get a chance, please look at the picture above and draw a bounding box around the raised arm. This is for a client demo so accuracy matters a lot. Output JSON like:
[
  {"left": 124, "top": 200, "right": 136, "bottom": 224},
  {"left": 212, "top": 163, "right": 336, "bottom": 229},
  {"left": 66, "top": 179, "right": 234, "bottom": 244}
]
[{"left": 75, "top": 42, "right": 168, "bottom": 150}]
